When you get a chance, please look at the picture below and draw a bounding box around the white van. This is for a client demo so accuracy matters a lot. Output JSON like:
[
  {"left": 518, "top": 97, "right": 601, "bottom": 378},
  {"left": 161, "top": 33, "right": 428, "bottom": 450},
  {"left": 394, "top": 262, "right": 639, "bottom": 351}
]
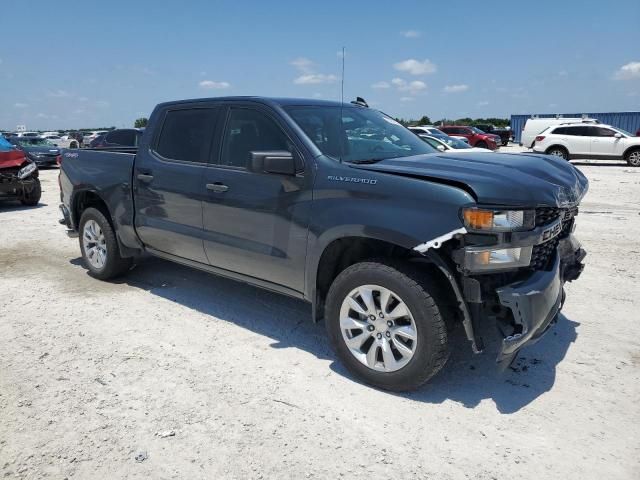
[{"left": 521, "top": 117, "right": 598, "bottom": 148}]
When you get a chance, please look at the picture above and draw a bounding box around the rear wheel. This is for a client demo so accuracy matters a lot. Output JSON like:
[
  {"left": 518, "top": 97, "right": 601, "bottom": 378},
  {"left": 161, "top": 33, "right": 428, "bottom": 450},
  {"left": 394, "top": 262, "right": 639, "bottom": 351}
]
[
  {"left": 501, "top": 139, "right": 509, "bottom": 146},
  {"left": 325, "top": 260, "right": 449, "bottom": 391},
  {"left": 546, "top": 146, "right": 568, "bottom": 160},
  {"left": 625, "top": 149, "right": 640, "bottom": 167},
  {"left": 475, "top": 141, "right": 488, "bottom": 149},
  {"left": 20, "top": 179, "right": 41, "bottom": 206},
  {"left": 79, "top": 207, "right": 132, "bottom": 280}
]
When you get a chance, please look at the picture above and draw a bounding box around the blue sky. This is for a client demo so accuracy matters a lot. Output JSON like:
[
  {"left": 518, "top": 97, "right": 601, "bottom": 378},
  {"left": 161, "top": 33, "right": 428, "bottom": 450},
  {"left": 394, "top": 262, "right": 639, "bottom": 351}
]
[{"left": 1, "top": 0, "right": 638, "bottom": 130}]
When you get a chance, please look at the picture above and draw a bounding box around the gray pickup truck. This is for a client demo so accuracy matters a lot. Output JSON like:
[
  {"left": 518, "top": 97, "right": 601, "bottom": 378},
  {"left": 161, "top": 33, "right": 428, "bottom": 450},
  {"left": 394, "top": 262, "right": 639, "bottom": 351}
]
[{"left": 59, "top": 96, "right": 588, "bottom": 391}]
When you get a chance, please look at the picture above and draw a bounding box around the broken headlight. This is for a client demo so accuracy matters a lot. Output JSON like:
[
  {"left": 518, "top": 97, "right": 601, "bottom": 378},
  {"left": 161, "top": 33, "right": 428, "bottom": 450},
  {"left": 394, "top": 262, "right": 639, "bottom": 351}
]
[
  {"left": 464, "top": 246, "right": 533, "bottom": 271},
  {"left": 461, "top": 207, "right": 534, "bottom": 232},
  {"left": 17, "top": 162, "right": 37, "bottom": 179}
]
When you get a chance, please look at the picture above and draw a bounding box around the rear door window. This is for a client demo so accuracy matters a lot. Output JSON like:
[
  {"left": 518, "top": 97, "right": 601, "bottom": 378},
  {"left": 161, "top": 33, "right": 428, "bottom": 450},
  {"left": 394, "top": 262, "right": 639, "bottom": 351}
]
[
  {"left": 107, "top": 130, "right": 136, "bottom": 146},
  {"left": 154, "top": 108, "right": 220, "bottom": 162}
]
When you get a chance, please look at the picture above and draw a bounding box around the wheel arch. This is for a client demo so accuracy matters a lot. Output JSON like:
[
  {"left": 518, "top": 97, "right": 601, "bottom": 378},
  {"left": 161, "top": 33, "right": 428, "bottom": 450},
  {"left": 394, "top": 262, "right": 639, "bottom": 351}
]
[{"left": 623, "top": 145, "right": 640, "bottom": 159}]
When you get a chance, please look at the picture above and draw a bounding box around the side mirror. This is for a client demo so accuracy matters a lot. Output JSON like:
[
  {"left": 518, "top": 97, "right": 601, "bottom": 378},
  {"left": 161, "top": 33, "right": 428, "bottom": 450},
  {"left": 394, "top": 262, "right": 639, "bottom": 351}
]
[
  {"left": 250, "top": 151, "right": 296, "bottom": 175},
  {"left": 614, "top": 132, "right": 623, "bottom": 138},
  {"left": 436, "top": 145, "right": 446, "bottom": 151}
]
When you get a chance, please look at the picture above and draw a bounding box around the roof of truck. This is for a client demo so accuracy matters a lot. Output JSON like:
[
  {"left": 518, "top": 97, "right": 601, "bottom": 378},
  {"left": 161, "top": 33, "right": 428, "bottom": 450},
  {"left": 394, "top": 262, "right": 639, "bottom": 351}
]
[{"left": 156, "top": 96, "right": 361, "bottom": 109}]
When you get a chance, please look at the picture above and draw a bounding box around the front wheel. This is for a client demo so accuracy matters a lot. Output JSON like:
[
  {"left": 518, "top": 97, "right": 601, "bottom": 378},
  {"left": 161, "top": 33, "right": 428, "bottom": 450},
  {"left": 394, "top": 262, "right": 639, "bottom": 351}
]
[
  {"left": 325, "top": 261, "right": 449, "bottom": 391},
  {"left": 626, "top": 149, "right": 640, "bottom": 167},
  {"left": 475, "top": 141, "right": 488, "bottom": 149},
  {"left": 20, "top": 179, "right": 41, "bottom": 206},
  {"left": 79, "top": 207, "right": 132, "bottom": 280}
]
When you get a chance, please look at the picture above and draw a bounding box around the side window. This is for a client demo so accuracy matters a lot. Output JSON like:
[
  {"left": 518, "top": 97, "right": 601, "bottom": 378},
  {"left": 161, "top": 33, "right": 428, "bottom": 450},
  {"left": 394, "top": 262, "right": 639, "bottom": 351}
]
[
  {"left": 553, "top": 127, "right": 568, "bottom": 135},
  {"left": 154, "top": 108, "right": 219, "bottom": 162},
  {"left": 592, "top": 127, "right": 616, "bottom": 137},
  {"left": 220, "top": 108, "right": 290, "bottom": 168},
  {"left": 563, "top": 127, "right": 584, "bottom": 136}
]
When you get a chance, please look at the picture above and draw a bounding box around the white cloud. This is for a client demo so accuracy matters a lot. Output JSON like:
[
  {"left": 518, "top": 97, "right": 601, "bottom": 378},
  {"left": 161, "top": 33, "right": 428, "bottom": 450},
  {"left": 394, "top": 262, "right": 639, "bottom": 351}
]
[
  {"left": 77, "top": 97, "right": 89, "bottom": 102},
  {"left": 613, "top": 61, "right": 640, "bottom": 80},
  {"left": 477, "top": 101, "right": 489, "bottom": 107},
  {"left": 199, "top": 80, "right": 231, "bottom": 89},
  {"left": 558, "top": 70, "right": 568, "bottom": 77},
  {"left": 95, "top": 100, "right": 110, "bottom": 108},
  {"left": 36, "top": 113, "right": 48, "bottom": 119},
  {"left": 400, "top": 97, "right": 414, "bottom": 102},
  {"left": 290, "top": 57, "right": 314, "bottom": 74},
  {"left": 391, "top": 78, "right": 426, "bottom": 95},
  {"left": 312, "top": 92, "right": 323, "bottom": 98},
  {"left": 294, "top": 74, "right": 338, "bottom": 85},
  {"left": 401, "top": 30, "right": 421, "bottom": 38},
  {"left": 48, "top": 89, "right": 71, "bottom": 98},
  {"left": 443, "top": 84, "right": 469, "bottom": 93},
  {"left": 371, "top": 81, "right": 390, "bottom": 89},
  {"left": 14, "top": 102, "right": 28, "bottom": 108},
  {"left": 393, "top": 58, "right": 437, "bottom": 75}
]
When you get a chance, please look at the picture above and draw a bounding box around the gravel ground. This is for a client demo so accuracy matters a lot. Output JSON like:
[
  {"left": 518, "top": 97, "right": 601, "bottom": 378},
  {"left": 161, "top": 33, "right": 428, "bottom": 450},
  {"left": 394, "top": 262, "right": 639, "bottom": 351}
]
[{"left": 1, "top": 159, "right": 639, "bottom": 479}]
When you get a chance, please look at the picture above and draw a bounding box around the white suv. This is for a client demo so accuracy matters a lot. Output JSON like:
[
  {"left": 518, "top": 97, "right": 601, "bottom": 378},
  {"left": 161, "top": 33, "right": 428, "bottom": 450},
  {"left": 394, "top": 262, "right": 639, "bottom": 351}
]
[{"left": 532, "top": 123, "right": 640, "bottom": 166}]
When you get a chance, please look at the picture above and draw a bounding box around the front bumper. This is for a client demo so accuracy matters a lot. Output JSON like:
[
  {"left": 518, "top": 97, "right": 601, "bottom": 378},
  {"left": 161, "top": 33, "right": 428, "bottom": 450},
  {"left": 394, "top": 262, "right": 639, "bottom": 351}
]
[{"left": 494, "top": 236, "right": 585, "bottom": 363}]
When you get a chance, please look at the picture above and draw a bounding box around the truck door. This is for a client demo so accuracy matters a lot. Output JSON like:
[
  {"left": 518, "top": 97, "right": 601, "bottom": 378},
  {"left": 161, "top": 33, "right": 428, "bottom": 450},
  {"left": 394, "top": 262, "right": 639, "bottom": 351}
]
[
  {"left": 134, "top": 105, "right": 221, "bottom": 264},
  {"left": 201, "top": 105, "right": 312, "bottom": 293}
]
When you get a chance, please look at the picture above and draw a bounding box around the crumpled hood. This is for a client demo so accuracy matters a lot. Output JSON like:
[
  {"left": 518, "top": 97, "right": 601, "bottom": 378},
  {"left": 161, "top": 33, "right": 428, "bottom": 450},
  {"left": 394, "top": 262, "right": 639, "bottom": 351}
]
[
  {"left": 0, "top": 150, "right": 28, "bottom": 169},
  {"left": 353, "top": 151, "right": 589, "bottom": 207}
]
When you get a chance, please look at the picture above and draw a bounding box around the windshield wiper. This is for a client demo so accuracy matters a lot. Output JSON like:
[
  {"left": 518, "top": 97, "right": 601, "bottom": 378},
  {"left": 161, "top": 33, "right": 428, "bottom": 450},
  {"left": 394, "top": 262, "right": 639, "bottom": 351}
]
[{"left": 345, "top": 158, "right": 385, "bottom": 164}]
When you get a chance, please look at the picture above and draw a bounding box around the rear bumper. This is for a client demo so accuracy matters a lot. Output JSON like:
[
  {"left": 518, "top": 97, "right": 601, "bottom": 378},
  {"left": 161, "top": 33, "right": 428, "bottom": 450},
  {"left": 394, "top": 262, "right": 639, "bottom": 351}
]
[{"left": 494, "top": 237, "right": 585, "bottom": 363}]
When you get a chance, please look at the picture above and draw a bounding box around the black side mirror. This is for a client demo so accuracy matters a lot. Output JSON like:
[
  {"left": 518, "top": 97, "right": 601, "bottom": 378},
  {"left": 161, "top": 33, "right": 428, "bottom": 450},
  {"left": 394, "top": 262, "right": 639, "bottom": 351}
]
[{"left": 250, "top": 151, "right": 296, "bottom": 175}]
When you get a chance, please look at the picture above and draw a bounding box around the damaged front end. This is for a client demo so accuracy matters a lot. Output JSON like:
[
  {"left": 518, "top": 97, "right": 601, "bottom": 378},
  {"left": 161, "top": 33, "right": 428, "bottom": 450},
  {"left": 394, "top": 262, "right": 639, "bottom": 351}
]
[{"left": 415, "top": 201, "right": 587, "bottom": 364}]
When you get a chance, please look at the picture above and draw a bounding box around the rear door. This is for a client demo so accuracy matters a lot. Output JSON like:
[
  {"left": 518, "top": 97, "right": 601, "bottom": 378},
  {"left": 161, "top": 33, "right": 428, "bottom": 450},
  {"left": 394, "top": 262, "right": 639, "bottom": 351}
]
[
  {"left": 201, "top": 104, "right": 311, "bottom": 292},
  {"left": 561, "top": 126, "right": 591, "bottom": 157},
  {"left": 134, "top": 104, "right": 221, "bottom": 264},
  {"left": 589, "top": 126, "right": 625, "bottom": 157}
]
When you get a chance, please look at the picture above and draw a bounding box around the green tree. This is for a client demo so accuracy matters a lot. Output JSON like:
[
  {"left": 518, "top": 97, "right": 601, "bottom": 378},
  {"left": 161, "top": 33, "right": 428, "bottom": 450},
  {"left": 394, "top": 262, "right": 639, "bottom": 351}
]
[{"left": 134, "top": 117, "right": 149, "bottom": 128}]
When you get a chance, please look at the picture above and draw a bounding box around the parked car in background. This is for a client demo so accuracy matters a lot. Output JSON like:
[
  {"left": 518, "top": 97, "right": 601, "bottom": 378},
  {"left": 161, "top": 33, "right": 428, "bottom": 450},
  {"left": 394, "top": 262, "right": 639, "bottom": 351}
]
[
  {"left": 59, "top": 96, "right": 588, "bottom": 391},
  {"left": 66, "top": 131, "right": 85, "bottom": 147},
  {"left": 439, "top": 126, "right": 501, "bottom": 150},
  {"left": 14, "top": 131, "right": 40, "bottom": 138},
  {"left": 418, "top": 134, "right": 490, "bottom": 153},
  {"left": 0, "top": 135, "right": 41, "bottom": 205},
  {"left": 89, "top": 128, "right": 143, "bottom": 149},
  {"left": 532, "top": 123, "right": 640, "bottom": 166},
  {"left": 7, "top": 136, "right": 61, "bottom": 167},
  {"left": 41, "top": 134, "right": 79, "bottom": 149},
  {"left": 474, "top": 124, "right": 512, "bottom": 146},
  {"left": 520, "top": 117, "right": 598, "bottom": 148},
  {"left": 409, "top": 126, "right": 470, "bottom": 144},
  {"left": 82, "top": 130, "right": 109, "bottom": 146}
]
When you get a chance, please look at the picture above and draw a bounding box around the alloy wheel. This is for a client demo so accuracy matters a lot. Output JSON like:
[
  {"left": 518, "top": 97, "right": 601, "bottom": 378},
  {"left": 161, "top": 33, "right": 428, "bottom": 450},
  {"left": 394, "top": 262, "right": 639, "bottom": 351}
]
[
  {"left": 628, "top": 151, "right": 640, "bottom": 167},
  {"left": 82, "top": 219, "right": 107, "bottom": 269},
  {"left": 339, "top": 284, "right": 417, "bottom": 372}
]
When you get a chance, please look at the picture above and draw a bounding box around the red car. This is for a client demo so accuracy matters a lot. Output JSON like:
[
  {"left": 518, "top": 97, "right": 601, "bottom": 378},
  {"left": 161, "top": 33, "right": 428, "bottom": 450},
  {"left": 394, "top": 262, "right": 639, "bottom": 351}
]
[{"left": 439, "top": 126, "right": 501, "bottom": 150}]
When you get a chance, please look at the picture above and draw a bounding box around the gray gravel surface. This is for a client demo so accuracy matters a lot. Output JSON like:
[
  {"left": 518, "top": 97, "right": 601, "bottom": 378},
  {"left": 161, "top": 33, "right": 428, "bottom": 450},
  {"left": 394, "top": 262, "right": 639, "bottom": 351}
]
[{"left": 1, "top": 163, "right": 639, "bottom": 479}]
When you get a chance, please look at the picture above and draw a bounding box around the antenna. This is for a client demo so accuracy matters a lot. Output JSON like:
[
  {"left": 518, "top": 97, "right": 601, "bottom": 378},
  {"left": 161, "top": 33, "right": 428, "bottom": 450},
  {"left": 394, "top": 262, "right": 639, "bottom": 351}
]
[{"left": 340, "top": 46, "right": 345, "bottom": 105}]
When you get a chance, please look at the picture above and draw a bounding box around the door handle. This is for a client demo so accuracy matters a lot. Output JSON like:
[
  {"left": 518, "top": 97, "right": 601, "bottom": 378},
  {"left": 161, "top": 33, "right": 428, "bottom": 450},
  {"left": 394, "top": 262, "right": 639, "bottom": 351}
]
[
  {"left": 137, "top": 173, "right": 154, "bottom": 182},
  {"left": 206, "top": 183, "right": 229, "bottom": 193}
]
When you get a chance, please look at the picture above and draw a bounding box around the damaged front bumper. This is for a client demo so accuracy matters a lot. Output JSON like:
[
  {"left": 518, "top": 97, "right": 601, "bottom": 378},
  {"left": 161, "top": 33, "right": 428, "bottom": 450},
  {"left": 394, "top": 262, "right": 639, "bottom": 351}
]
[{"left": 494, "top": 235, "right": 585, "bottom": 363}]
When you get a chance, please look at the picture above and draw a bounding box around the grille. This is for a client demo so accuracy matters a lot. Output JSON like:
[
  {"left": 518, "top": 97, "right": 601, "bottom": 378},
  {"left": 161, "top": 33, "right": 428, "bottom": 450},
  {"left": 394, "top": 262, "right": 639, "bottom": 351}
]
[
  {"left": 0, "top": 167, "right": 20, "bottom": 183},
  {"left": 535, "top": 207, "right": 561, "bottom": 227},
  {"left": 530, "top": 237, "right": 559, "bottom": 270}
]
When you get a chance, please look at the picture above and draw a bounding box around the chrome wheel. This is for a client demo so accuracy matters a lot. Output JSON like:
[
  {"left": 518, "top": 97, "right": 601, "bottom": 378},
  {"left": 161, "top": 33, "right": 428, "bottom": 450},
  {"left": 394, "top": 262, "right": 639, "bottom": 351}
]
[
  {"left": 339, "top": 284, "right": 417, "bottom": 372},
  {"left": 82, "top": 219, "right": 107, "bottom": 269},
  {"left": 628, "top": 150, "right": 640, "bottom": 167},
  {"left": 548, "top": 148, "right": 567, "bottom": 159}
]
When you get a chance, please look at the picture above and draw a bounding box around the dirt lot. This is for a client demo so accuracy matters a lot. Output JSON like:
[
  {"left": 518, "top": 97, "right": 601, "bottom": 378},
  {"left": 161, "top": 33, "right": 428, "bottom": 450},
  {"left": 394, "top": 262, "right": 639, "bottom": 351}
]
[{"left": 1, "top": 159, "right": 639, "bottom": 479}]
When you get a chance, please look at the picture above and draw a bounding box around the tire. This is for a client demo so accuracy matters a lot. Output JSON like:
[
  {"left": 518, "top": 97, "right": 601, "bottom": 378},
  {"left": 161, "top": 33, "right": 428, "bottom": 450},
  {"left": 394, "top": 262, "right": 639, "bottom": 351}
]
[
  {"left": 20, "top": 178, "right": 41, "bottom": 206},
  {"left": 475, "top": 141, "right": 488, "bottom": 149},
  {"left": 79, "top": 207, "right": 132, "bottom": 280},
  {"left": 325, "top": 260, "right": 449, "bottom": 391},
  {"left": 625, "top": 148, "right": 640, "bottom": 167},
  {"left": 546, "top": 146, "right": 568, "bottom": 160},
  {"left": 501, "top": 139, "right": 509, "bottom": 146}
]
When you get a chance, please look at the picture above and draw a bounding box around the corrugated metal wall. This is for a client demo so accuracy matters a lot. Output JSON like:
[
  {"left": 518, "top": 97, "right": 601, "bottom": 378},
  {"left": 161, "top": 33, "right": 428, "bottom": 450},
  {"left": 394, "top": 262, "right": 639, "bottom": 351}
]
[{"left": 510, "top": 112, "right": 640, "bottom": 143}]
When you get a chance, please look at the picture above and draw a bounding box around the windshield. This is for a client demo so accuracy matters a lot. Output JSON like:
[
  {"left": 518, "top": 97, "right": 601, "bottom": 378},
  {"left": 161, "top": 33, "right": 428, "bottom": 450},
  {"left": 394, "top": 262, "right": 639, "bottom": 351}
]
[
  {"left": 285, "top": 105, "right": 437, "bottom": 163},
  {"left": 441, "top": 136, "right": 471, "bottom": 149},
  {"left": 15, "top": 138, "right": 55, "bottom": 147},
  {"left": 470, "top": 127, "right": 486, "bottom": 134},
  {"left": 614, "top": 127, "right": 634, "bottom": 137}
]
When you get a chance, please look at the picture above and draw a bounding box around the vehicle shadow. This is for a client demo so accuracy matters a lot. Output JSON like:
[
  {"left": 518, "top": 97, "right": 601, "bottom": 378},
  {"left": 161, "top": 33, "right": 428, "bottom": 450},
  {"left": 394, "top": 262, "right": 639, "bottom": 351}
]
[
  {"left": 0, "top": 201, "right": 48, "bottom": 211},
  {"left": 571, "top": 160, "right": 627, "bottom": 167},
  {"left": 73, "top": 255, "right": 578, "bottom": 413}
]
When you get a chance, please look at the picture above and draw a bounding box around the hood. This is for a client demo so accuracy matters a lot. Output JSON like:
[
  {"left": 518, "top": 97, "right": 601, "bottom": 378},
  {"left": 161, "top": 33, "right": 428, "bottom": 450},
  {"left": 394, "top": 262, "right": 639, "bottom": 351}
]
[
  {"left": 21, "top": 145, "right": 60, "bottom": 155},
  {"left": 0, "top": 149, "right": 28, "bottom": 169},
  {"left": 352, "top": 152, "right": 589, "bottom": 207}
]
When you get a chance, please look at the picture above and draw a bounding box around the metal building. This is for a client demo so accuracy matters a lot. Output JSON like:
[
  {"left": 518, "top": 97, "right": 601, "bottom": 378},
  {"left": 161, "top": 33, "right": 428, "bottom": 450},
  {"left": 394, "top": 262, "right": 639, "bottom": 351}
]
[{"left": 510, "top": 112, "right": 640, "bottom": 144}]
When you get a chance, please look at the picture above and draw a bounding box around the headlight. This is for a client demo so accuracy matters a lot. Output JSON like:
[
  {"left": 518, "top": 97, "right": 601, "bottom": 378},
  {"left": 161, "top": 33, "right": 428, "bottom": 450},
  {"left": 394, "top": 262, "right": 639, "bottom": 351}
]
[
  {"left": 461, "top": 207, "right": 534, "bottom": 232},
  {"left": 17, "top": 163, "right": 37, "bottom": 179},
  {"left": 464, "top": 246, "right": 533, "bottom": 271}
]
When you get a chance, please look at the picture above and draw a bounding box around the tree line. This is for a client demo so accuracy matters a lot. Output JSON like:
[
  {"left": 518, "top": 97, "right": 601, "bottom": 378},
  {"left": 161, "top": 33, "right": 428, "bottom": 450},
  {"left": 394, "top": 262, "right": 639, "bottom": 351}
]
[{"left": 394, "top": 115, "right": 510, "bottom": 128}]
